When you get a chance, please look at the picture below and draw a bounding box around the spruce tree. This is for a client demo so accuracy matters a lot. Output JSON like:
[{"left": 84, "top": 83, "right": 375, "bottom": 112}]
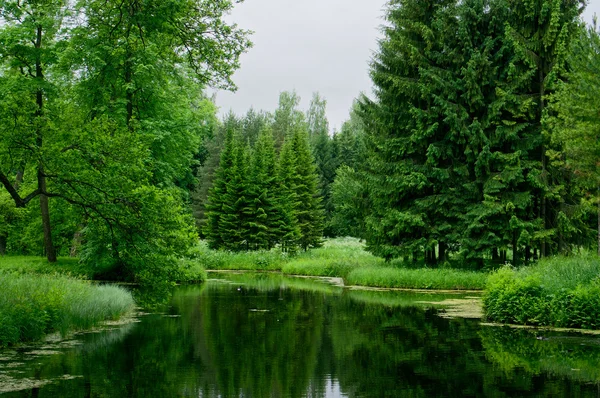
[
  {"left": 307, "top": 93, "right": 337, "bottom": 235},
  {"left": 276, "top": 137, "right": 301, "bottom": 253},
  {"left": 204, "top": 128, "right": 236, "bottom": 249},
  {"left": 219, "top": 141, "right": 252, "bottom": 251},
  {"left": 291, "top": 127, "right": 325, "bottom": 250},
  {"left": 247, "top": 127, "right": 281, "bottom": 250}
]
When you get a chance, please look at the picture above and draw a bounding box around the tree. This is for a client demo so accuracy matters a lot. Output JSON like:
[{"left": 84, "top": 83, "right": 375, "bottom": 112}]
[
  {"left": 549, "top": 22, "right": 600, "bottom": 254},
  {"left": 0, "top": 0, "right": 252, "bottom": 279},
  {"left": 204, "top": 128, "right": 237, "bottom": 250},
  {"left": 291, "top": 127, "right": 325, "bottom": 250},
  {"left": 247, "top": 127, "right": 281, "bottom": 250},
  {"left": 306, "top": 93, "right": 337, "bottom": 235},
  {"left": 504, "top": 0, "right": 585, "bottom": 257},
  {"left": 272, "top": 91, "right": 305, "bottom": 151},
  {"left": 276, "top": 137, "right": 301, "bottom": 253}
]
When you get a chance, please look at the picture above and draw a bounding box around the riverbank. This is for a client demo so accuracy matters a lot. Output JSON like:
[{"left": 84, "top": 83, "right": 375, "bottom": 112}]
[
  {"left": 195, "top": 237, "right": 489, "bottom": 290},
  {"left": 0, "top": 272, "right": 134, "bottom": 348},
  {"left": 483, "top": 254, "right": 600, "bottom": 330}
]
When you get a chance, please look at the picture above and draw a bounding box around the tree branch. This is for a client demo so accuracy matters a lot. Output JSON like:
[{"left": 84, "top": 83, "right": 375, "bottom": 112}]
[{"left": 0, "top": 170, "right": 40, "bottom": 207}]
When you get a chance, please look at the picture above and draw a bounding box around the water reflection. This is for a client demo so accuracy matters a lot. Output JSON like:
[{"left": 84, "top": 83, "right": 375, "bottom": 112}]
[{"left": 2, "top": 273, "right": 600, "bottom": 397}]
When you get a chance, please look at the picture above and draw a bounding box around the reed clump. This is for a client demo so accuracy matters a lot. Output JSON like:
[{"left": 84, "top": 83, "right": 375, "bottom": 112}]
[{"left": 0, "top": 272, "right": 135, "bottom": 347}]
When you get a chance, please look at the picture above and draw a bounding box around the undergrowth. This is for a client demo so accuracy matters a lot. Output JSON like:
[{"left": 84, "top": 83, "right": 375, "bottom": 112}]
[{"left": 483, "top": 253, "right": 600, "bottom": 329}]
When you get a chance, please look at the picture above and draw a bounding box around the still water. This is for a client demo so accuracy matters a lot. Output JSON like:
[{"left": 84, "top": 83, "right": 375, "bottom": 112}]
[{"left": 2, "top": 272, "right": 600, "bottom": 397}]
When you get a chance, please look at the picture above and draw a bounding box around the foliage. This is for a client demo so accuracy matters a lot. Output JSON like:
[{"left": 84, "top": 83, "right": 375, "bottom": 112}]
[
  {"left": 0, "top": 272, "right": 134, "bottom": 347},
  {"left": 0, "top": 0, "right": 251, "bottom": 284},
  {"left": 483, "top": 254, "right": 600, "bottom": 328},
  {"left": 354, "top": 0, "right": 586, "bottom": 267}
]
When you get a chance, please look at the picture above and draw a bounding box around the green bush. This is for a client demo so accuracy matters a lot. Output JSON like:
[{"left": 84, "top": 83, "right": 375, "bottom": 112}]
[
  {"left": 483, "top": 255, "right": 600, "bottom": 329},
  {"left": 0, "top": 272, "right": 135, "bottom": 347}
]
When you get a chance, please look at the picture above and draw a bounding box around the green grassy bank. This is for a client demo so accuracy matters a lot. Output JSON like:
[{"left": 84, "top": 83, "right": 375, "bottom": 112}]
[
  {"left": 483, "top": 254, "right": 600, "bottom": 329},
  {"left": 0, "top": 272, "right": 135, "bottom": 347},
  {"left": 197, "top": 237, "right": 488, "bottom": 290}
]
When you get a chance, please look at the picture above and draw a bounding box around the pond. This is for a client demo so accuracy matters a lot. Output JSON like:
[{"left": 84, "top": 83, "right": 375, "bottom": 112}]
[{"left": 2, "top": 272, "right": 600, "bottom": 397}]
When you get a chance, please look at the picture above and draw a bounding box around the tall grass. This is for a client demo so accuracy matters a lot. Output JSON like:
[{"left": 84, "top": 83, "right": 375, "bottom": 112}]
[
  {"left": 483, "top": 253, "right": 600, "bottom": 329},
  {"left": 197, "top": 237, "right": 488, "bottom": 290},
  {"left": 0, "top": 272, "right": 135, "bottom": 347},
  {"left": 0, "top": 256, "right": 93, "bottom": 278},
  {"left": 346, "top": 267, "right": 487, "bottom": 290}
]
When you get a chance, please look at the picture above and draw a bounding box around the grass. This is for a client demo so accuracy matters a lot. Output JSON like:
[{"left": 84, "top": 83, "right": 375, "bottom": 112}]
[
  {"left": 0, "top": 256, "right": 95, "bottom": 278},
  {"left": 196, "top": 237, "right": 489, "bottom": 290},
  {"left": 483, "top": 252, "right": 600, "bottom": 329},
  {"left": 0, "top": 272, "right": 135, "bottom": 347},
  {"left": 346, "top": 267, "right": 487, "bottom": 290}
]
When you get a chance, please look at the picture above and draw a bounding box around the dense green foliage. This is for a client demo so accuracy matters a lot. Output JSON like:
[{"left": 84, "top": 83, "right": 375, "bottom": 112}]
[
  {"left": 350, "top": 0, "right": 588, "bottom": 269},
  {"left": 0, "top": 272, "right": 134, "bottom": 347},
  {"left": 204, "top": 115, "right": 324, "bottom": 252},
  {"left": 0, "top": 0, "right": 251, "bottom": 283},
  {"left": 483, "top": 254, "right": 600, "bottom": 329}
]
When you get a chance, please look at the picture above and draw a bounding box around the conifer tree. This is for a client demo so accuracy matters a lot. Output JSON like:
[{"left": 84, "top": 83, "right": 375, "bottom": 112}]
[
  {"left": 307, "top": 93, "right": 337, "bottom": 235},
  {"left": 291, "top": 127, "right": 325, "bottom": 250},
  {"left": 247, "top": 127, "right": 281, "bottom": 250},
  {"left": 276, "top": 137, "right": 301, "bottom": 253},
  {"left": 219, "top": 141, "right": 252, "bottom": 251},
  {"left": 204, "top": 128, "right": 237, "bottom": 250}
]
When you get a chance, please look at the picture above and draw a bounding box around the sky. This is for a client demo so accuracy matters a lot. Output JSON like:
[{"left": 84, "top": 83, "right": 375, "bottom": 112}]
[{"left": 213, "top": 0, "right": 600, "bottom": 133}]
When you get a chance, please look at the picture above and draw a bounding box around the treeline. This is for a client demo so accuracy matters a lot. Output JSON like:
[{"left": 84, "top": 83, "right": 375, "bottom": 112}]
[
  {"left": 192, "top": 91, "right": 366, "bottom": 249},
  {"left": 203, "top": 126, "right": 324, "bottom": 252},
  {"left": 334, "top": 0, "right": 597, "bottom": 268}
]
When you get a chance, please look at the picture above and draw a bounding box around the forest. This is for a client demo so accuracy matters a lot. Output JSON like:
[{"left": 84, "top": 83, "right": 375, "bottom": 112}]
[{"left": 2, "top": 0, "right": 600, "bottom": 345}]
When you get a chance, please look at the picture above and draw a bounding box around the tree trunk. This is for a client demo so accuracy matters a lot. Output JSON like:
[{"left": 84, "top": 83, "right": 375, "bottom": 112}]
[
  {"left": 0, "top": 235, "right": 6, "bottom": 256},
  {"left": 439, "top": 242, "right": 446, "bottom": 263},
  {"left": 39, "top": 168, "right": 56, "bottom": 262},
  {"left": 35, "top": 24, "right": 56, "bottom": 263},
  {"left": 597, "top": 189, "right": 600, "bottom": 256},
  {"left": 512, "top": 230, "right": 518, "bottom": 266},
  {"left": 492, "top": 248, "right": 499, "bottom": 263}
]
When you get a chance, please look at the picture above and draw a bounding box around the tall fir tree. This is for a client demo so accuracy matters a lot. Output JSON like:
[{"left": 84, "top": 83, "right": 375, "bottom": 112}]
[
  {"left": 219, "top": 141, "right": 252, "bottom": 251},
  {"left": 204, "top": 128, "right": 237, "bottom": 250},
  {"left": 277, "top": 137, "right": 301, "bottom": 253},
  {"left": 247, "top": 127, "right": 281, "bottom": 250},
  {"left": 291, "top": 127, "right": 325, "bottom": 250},
  {"left": 306, "top": 93, "right": 338, "bottom": 236}
]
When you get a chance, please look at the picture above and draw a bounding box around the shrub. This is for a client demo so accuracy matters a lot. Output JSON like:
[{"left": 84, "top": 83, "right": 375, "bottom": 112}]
[{"left": 483, "top": 255, "right": 600, "bottom": 329}]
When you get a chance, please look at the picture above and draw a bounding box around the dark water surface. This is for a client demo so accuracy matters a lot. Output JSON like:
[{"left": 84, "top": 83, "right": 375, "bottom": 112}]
[{"left": 2, "top": 273, "right": 600, "bottom": 397}]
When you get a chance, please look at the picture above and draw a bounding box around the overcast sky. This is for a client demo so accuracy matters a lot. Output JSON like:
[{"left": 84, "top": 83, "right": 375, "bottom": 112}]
[{"left": 214, "top": 0, "right": 600, "bottom": 132}]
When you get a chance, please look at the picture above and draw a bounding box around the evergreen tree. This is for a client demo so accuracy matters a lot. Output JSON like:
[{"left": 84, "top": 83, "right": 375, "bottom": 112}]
[
  {"left": 219, "top": 141, "right": 252, "bottom": 251},
  {"left": 291, "top": 127, "right": 325, "bottom": 250},
  {"left": 204, "top": 128, "right": 237, "bottom": 250},
  {"left": 276, "top": 138, "right": 301, "bottom": 253},
  {"left": 549, "top": 22, "right": 600, "bottom": 254},
  {"left": 192, "top": 112, "right": 241, "bottom": 235},
  {"left": 504, "top": 0, "right": 585, "bottom": 257},
  {"left": 306, "top": 93, "right": 337, "bottom": 235},
  {"left": 247, "top": 127, "right": 281, "bottom": 250}
]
